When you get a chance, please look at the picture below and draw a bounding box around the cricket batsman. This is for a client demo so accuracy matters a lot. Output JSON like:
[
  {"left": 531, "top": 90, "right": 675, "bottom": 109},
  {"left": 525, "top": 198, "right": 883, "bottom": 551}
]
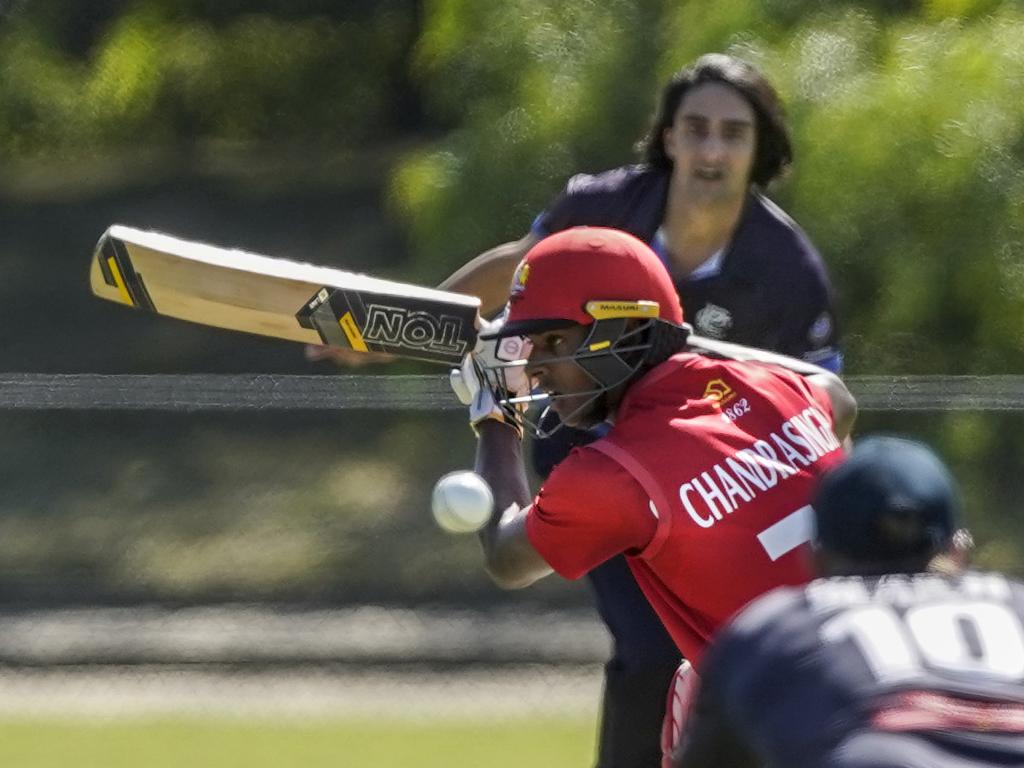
[{"left": 449, "top": 226, "right": 857, "bottom": 763}]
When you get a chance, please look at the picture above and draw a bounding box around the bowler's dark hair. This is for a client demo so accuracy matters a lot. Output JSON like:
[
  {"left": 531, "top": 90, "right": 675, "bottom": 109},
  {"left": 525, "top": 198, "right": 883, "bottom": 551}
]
[{"left": 637, "top": 53, "right": 793, "bottom": 188}]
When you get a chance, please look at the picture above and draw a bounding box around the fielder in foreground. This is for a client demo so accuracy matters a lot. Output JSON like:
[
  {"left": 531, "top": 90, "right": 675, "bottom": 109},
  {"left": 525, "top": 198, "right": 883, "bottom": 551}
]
[
  {"left": 673, "top": 436, "right": 1023, "bottom": 767},
  {"left": 450, "top": 226, "right": 856, "bottom": 765}
]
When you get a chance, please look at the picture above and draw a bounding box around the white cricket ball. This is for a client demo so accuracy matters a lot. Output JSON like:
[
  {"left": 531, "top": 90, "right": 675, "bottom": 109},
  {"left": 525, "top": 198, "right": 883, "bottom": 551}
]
[{"left": 431, "top": 471, "right": 494, "bottom": 534}]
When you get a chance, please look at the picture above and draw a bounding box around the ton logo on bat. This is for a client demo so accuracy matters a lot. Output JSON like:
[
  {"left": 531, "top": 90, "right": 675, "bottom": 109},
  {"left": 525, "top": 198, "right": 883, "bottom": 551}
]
[{"left": 363, "top": 304, "right": 469, "bottom": 356}]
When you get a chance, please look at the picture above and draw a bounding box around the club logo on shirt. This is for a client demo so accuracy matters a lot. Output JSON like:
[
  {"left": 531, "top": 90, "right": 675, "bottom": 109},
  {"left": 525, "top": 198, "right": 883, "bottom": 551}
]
[
  {"left": 704, "top": 379, "right": 750, "bottom": 421},
  {"left": 694, "top": 303, "right": 733, "bottom": 339},
  {"left": 703, "top": 379, "right": 737, "bottom": 406}
]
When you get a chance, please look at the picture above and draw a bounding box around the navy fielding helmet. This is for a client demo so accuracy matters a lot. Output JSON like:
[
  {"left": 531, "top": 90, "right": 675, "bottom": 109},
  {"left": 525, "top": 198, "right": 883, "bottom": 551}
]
[{"left": 813, "top": 436, "right": 962, "bottom": 563}]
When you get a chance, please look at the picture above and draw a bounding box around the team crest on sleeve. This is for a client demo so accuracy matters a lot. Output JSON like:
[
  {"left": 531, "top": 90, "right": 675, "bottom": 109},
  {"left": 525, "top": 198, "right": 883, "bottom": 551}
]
[{"left": 694, "top": 303, "right": 733, "bottom": 339}]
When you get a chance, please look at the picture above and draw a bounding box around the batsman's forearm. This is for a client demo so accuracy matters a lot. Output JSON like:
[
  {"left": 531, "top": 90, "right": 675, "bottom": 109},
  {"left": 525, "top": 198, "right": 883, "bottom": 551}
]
[
  {"left": 473, "top": 420, "right": 544, "bottom": 589},
  {"left": 475, "top": 419, "right": 532, "bottom": 541}
]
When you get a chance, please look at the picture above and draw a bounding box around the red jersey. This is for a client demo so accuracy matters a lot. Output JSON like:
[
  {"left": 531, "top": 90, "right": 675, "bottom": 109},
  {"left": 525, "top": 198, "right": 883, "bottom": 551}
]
[{"left": 524, "top": 353, "right": 844, "bottom": 667}]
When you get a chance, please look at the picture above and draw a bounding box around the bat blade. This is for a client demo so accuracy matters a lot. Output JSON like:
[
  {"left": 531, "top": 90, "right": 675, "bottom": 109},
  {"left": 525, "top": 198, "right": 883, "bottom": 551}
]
[{"left": 90, "top": 225, "right": 481, "bottom": 365}]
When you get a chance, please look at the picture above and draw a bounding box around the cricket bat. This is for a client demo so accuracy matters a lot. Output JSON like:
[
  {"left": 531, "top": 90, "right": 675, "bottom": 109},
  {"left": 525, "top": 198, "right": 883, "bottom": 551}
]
[{"left": 90, "top": 225, "right": 481, "bottom": 365}]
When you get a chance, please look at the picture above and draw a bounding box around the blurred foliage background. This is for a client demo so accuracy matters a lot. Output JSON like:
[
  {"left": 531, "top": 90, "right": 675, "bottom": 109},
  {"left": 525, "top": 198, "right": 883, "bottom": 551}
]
[{"left": 0, "top": 0, "right": 1023, "bottom": 605}]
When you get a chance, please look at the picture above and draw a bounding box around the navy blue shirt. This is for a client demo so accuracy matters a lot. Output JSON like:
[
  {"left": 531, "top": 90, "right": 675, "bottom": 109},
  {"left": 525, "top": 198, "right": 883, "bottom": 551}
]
[
  {"left": 533, "top": 164, "right": 842, "bottom": 371},
  {"left": 677, "top": 571, "right": 1024, "bottom": 768}
]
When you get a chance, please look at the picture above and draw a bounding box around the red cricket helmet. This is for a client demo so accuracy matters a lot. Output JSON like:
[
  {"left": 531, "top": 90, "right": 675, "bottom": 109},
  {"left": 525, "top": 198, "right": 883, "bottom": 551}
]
[{"left": 485, "top": 227, "right": 684, "bottom": 339}]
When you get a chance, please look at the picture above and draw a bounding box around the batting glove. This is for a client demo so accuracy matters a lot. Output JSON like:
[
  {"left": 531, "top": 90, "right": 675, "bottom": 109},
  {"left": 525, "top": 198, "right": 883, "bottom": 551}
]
[{"left": 449, "top": 313, "right": 532, "bottom": 436}]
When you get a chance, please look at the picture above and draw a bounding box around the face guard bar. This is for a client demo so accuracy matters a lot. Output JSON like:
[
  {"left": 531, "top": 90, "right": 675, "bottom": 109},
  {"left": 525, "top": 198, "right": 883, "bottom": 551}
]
[{"left": 481, "top": 318, "right": 691, "bottom": 439}]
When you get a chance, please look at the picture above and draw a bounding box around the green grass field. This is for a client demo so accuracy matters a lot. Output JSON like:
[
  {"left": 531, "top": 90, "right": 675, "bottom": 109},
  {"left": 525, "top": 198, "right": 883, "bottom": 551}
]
[{"left": 0, "top": 716, "right": 595, "bottom": 768}]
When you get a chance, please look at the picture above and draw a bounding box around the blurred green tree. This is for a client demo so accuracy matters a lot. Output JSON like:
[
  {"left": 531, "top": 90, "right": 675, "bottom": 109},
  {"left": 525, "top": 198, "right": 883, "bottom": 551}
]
[{"left": 0, "top": 0, "right": 421, "bottom": 156}]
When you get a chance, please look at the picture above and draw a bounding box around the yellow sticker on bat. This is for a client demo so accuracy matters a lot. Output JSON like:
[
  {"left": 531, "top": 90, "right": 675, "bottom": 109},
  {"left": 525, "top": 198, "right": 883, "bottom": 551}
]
[
  {"left": 106, "top": 256, "right": 134, "bottom": 306},
  {"left": 339, "top": 311, "right": 369, "bottom": 352}
]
